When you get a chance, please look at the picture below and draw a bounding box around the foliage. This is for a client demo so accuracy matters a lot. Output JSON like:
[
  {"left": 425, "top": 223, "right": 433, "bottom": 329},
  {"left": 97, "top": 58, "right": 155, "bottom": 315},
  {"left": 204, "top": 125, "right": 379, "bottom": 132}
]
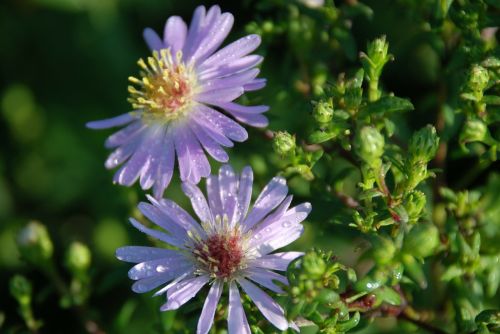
[{"left": 0, "top": 0, "right": 499, "bottom": 333}]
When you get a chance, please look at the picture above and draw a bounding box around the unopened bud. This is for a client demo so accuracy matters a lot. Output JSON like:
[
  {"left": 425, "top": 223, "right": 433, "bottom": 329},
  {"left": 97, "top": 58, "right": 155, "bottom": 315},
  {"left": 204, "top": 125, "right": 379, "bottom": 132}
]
[
  {"left": 371, "top": 236, "right": 396, "bottom": 265},
  {"left": 406, "top": 191, "right": 427, "bottom": 223},
  {"left": 403, "top": 223, "right": 440, "bottom": 258},
  {"left": 312, "top": 100, "right": 334, "bottom": 124},
  {"left": 17, "top": 221, "right": 53, "bottom": 265},
  {"left": 354, "top": 126, "right": 385, "bottom": 166},
  {"left": 10, "top": 275, "right": 32, "bottom": 305},
  {"left": 408, "top": 125, "right": 439, "bottom": 164},
  {"left": 302, "top": 251, "right": 326, "bottom": 279},
  {"left": 468, "top": 65, "right": 489, "bottom": 93},
  {"left": 273, "top": 131, "right": 296, "bottom": 156},
  {"left": 460, "top": 118, "right": 490, "bottom": 144},
  {"left": 66, "top": 242, "right": 91, "bottom": 276},
  {"left": 361, "top": 36, "right": 392, "bottom": 80}
]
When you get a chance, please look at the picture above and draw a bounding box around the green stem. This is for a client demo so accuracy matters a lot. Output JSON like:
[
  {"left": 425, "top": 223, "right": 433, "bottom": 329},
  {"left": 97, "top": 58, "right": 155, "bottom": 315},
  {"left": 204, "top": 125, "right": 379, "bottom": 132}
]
[{"left": 368, "top": 77, "right": 380, "bottom": 102}]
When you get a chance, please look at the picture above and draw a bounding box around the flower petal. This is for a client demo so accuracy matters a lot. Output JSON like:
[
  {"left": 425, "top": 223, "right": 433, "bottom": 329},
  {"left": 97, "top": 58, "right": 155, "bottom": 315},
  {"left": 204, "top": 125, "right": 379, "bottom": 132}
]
[
  {"left": 236, "top": 166, "right": 253, "bottom": 222},
  {"left": 161, "top": 275, "right": 209, "bottom": 311},
  {"left": 218, "top": 164, "right": 237, "bottom": 211},
  {"left": 143, "top": 27, "right": 164, "bottom": 51},
  {"left": 250, "top": 252, "right": 304, "bottom": 271},
  {"left": 228, "top": 282, "right": 251, "bottom": 334},
  {"left": 244, "top": 78, "right": 267, "bottom": 91},
  {"left": 116, "top": 246, "right": 179, "bottom": 263},
  {"left": 190, "top": 13, "right": 234, "bottom": 65},
  {"left": 200, "top": 34, "right": 261, "bottom": 70},
  {"left": 197, "top": 280, "right": 223, "bottom": 334},
  {"left": 243, "top": 177, "right": 288, "bottom": 232},
  {"left": 195, "top": 87, "right": 244, "bottom": 104},
  {"left": 164, "top": 16, "right": 187, "bottom": 55},
  {"left": 190, "top": 122, "right": 229, "bottom": 162},
  {"left": 129, "top": 218, "right": 185, "bottom": 248},
  {"left": 194, "top": 105, "right": 248, "bottom": 142},
  {"left": 153, "top": 132, "right": 175, "bottom": 198},
  {"left": 198, "top": 55, "right": 263, "bottom": 81},
  {"left": 128, "top": 256, "right": 188, "bottom": 280},
  {"left": 206, "top": 174, "right": 223, "bottom": 218},
  {"left": 238, "top": 278, "right": 288, "bottom": 331},
  {"left": 245, "top": 267, "right": 288, "bottom": 294},
  {"left": 86, "top": 113, "right": 135, "bottom": 129},
  {"left": 182, "top": 182, "right": 213, "bottom": 224}
]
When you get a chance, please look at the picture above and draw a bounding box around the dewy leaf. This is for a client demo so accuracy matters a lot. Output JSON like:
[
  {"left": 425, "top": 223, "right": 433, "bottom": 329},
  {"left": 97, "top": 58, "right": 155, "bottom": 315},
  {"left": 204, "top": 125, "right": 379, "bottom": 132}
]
[
  {"left": 441, "top": 264, "right": 464, "bottom": 282},
  {"left": 360, "top": 96, "right": 414, "bottom": 116}
]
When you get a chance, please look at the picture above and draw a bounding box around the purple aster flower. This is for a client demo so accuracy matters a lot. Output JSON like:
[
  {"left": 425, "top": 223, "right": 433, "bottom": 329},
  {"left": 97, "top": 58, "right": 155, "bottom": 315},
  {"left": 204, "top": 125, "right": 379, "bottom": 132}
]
[
  {"left": 87, "top": 5, "right": 268, "bottom": 197},
  {"left": 116, "top": 165, "right": 311, "bottom": 333}
]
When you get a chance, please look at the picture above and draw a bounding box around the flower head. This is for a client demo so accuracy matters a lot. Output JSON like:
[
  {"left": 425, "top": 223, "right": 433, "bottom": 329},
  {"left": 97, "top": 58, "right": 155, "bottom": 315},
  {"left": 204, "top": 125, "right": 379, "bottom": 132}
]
[
  {"left": 87, "top": 6, "right": 268, "bottom": 197},
  {"left": 116, "top": 165, "right": 311, "bottom": 333}
]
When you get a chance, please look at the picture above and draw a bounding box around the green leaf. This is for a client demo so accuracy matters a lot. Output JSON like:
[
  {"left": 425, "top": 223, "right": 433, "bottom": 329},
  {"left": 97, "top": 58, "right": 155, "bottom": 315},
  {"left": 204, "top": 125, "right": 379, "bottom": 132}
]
[
  {"left": 441, "top": 264, "right": 464, "bottom": 281},
  {"left": 308, "top": 130, "right": 337, "bottom": 144},
  {"left": 483, "top": 95, "right": 500, "bottom": 106},
  {"left": 373, "top": 286, "right": 402, "bottom": 306},
  {"left": 360, "top": 96, "right": 414, "bottom": 116}
]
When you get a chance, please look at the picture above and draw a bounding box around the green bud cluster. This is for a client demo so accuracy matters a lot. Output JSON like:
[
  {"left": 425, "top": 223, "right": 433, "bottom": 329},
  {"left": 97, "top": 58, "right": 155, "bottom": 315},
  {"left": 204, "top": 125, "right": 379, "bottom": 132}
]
[
  {"left": 354, "top": 126, "right": 384, "bottom": 167},
  {"left": 17, "top": 221, "right": 54, "bottom": 266},
  {"left": 272, "top": 131, "right": 296, "bottom": 156}
]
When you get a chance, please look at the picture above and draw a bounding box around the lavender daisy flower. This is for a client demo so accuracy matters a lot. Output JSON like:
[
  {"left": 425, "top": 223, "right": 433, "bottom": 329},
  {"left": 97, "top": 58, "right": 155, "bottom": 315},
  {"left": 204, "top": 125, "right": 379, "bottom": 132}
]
[
  {"left": 87, "top": 5, "right": 268, "bottom": 197},
  {"left": 116, "top": 165, "right": 311, "bottom": 333}
]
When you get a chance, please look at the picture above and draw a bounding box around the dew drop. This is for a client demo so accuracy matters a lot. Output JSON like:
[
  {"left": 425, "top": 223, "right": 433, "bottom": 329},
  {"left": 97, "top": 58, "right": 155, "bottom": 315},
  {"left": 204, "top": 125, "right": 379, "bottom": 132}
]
[
  {"left": 253, "top": 233, "right": 262, "bottom": 240},
  {"left": 282, "top": 221, "right": 291, "bottom": 228}
]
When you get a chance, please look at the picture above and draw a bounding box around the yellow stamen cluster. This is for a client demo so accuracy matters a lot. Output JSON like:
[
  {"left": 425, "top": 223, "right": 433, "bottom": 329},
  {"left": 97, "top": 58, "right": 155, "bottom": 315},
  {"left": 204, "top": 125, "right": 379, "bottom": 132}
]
[{"left": 127, "top": 49, "right": 196, "bottom": 122}]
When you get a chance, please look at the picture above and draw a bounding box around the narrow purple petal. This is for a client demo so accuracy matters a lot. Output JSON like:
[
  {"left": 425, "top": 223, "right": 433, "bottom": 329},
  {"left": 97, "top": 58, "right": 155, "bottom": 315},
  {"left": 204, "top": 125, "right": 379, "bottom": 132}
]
[
  {"left": 254, "top": 224, "right": 304, "bottom": 256},
  {"left": 144, "top": 28, "right": 164, "bottom": 51},
  {"left": 227, "top": 110, "right": 269, "bottom": 128},
  {"left": 182, "top": 182, "right": 213, "bottom": 224},
  {"left": 250, "top": 252, "right": 304, "bottom": 271},
  {"left": 195, "top": 87, "right": 244, "bottom": 104},
  {"left": 164, "top": 16, "right": 187, "bottom": 55},
  {"left": 198, "top": 55, "right": 263, "bottom": 81},
  {"left": 153, "top": 133, "right": 175, "bottom": 198},
  {"left": 116, "top": 246, "right": 179, "bottom": 263},
  {"left": 200, "top": 69, "right": 259, "bottom": 92},
  {"left": 244, "top": 78, "right": 267, "bottom": 91},
  {"left": 197, "top": 281, "right": 223, "bottom": 334},
  {"left": 218, "top": 164, "right": 237, "bottom": 212},
  {"left": 217, "top": 102, "right": 269, "bottom": 115},
  {"left": 138, "top": 202, "right": 188, "bottom": 240},
  {"left": 194, "top": 105, "right": 248, "bottom": 142},
  {"left": 129, "top": 218, "right": 185, "bottom": 248},
  {"left": 140, "top": 127, "right": 167, "bottom": 190},
  {"left": 246, "top": 268, "right": 288, "bottom": 294},
  {"left": 191, "top": 115, "right": 234, "bottom": 147},
  {"left": 128, "top": 255, "right": 187, "bottom": 280},
  {"left": 243, "top": 177, "right": 288, "bottom": 232},
  {"left": 151, "top": 195, "right": 206, "bottom": 238},
  {"left": 161, "top": 275, "right": 209, "bottom": 311},
  {"left": 190, "top": 13, "right": 234, "bottom": 65},
  {"left": 105, "top": 139, "right": 139, "bottom": 169},
  {"left": 104, "top": 121, "right": 145, "bottom": 149},
  {"left": 228, "top": 282, "right": 251, "bottom": 334},
  {"left": 238, "top": 278, "right": 288, "bottom": 331},
  {"left": 235, "top": 166, "right": 253, "bottom": 222},
  {"left": 131, "top": 270, "right": 191, "bottom": 294},
  {"left": 182, "top": 5, "right": 209, "bottom": 60},
  {"left": 86, "top": 113, "right": 135, "bottom": 129},
  {"left": 200, "top": 34, "right": 261, "bottom": 70},
  {"left": 251, "top": 196, "right": 293, "bottom": 236},
  {"left": 206, "top": 174, "right": 223, "bottom": 218},
  {"left": 173, "top": 125, "right": 192, "bottom": 182},
  {"left": 185, "top": 127, "right": 211, "bottom": 184},
  {"left": 190, "top": 122, "right": 229, "bottom": 162}
]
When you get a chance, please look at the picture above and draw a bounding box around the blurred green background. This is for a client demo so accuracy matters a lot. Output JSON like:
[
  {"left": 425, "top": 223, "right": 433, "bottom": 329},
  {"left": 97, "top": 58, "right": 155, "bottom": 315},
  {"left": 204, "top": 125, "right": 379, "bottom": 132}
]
[{"left": 0, "top": 0, "right": 498, "bottom": 332}]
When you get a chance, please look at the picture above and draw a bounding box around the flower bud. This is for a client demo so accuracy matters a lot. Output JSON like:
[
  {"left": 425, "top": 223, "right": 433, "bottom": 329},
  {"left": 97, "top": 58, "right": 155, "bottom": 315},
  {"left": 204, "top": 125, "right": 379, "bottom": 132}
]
[
  {"left": 467, "top": 65, "right": 489, "bottom": 93},
  {"left": 408, "top": 125, "right": 439, "bottom": 164},
  {"left": 367, "top": 36, "right": 390, "bottom": 66},
  {"left": 17, "top": 221, "right": 53, "bottom": 266},
  {"left": 354, "top": 126, "right": 385, "bottom": 166},
  {"left": 302, "top": 251, "right": 326, "bottom": 279},
  {"left": 460, "top": 118, "right": 490, "bottom": 144},
  {"left": 403, "top": 223, "right": 440, "bottom": 258},
  {"left": 65, "top": 242, "right": 91, "bottom": 276},
  {"left": 10, "top": 275, "right": 32, "bottom": 305},
  {"left": 272, "top": 131, "right": 296, "bottom": 156},
  {"left": 371, "top": 236, "right": 396, "bottom": 265},
  {"left": 312, "top": 100, "right": 333, "bottom": 124},
  {"left": 406, "top": 190, "right": 427, "bottom": 223}
]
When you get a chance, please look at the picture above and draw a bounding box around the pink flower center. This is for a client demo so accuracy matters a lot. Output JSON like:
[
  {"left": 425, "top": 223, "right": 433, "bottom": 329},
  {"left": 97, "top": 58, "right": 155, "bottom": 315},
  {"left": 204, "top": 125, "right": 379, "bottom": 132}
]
[
  {"left": 127, "top": 49, "right": 196, "bottom": 121},
  {"left": 195, "top": 232, "right": 244, "bottom": 279}
]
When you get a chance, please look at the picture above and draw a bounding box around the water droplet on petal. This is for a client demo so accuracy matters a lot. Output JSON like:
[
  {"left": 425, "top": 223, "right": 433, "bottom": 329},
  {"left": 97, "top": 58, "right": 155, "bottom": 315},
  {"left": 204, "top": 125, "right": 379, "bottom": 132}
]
[{"left": 282, "top": 221, "right": 291, "bottom": 228}]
